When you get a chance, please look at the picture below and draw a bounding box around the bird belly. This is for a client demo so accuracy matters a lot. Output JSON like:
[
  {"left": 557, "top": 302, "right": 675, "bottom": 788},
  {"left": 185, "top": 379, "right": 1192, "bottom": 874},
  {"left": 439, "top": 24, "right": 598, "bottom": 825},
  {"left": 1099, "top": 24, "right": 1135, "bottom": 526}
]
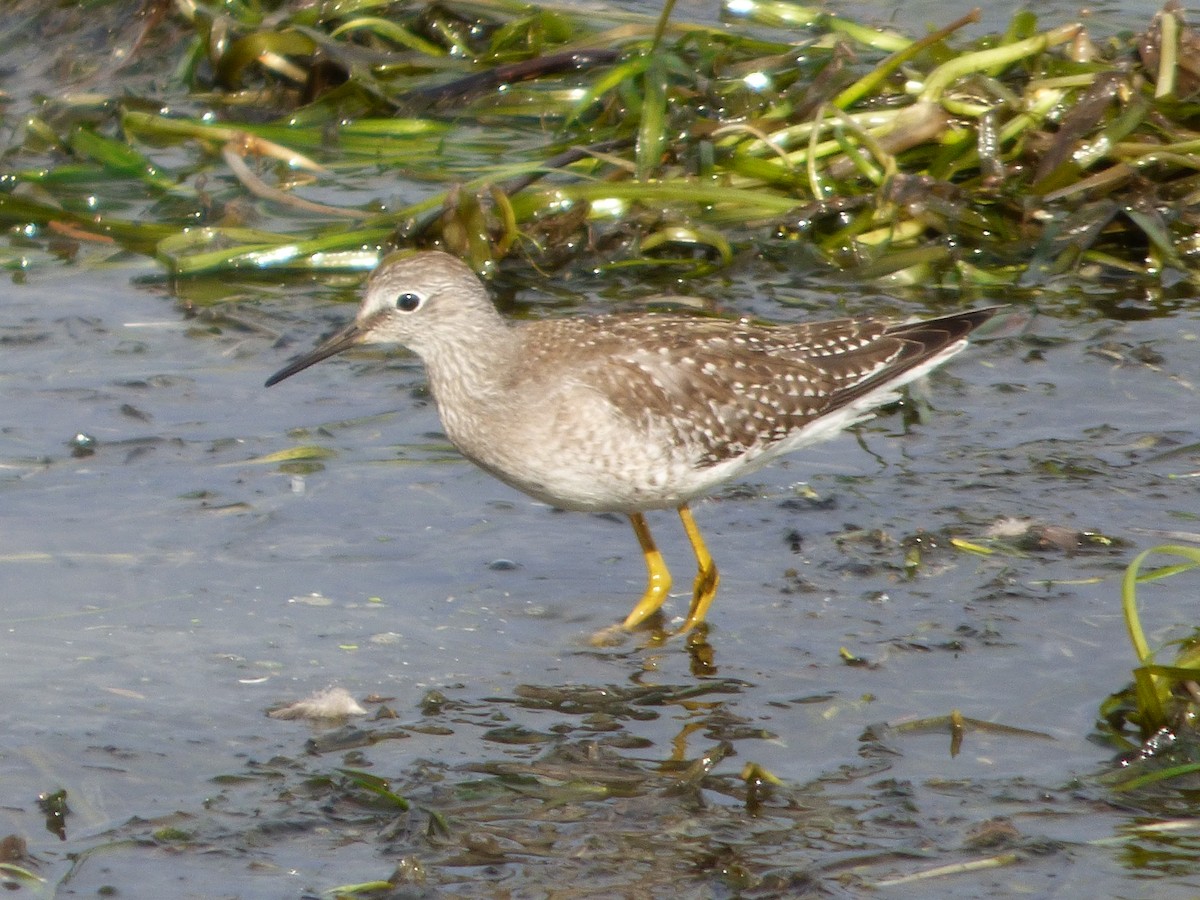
[{"left": 437, "top": 391, "right": 725, "bottom": 513}]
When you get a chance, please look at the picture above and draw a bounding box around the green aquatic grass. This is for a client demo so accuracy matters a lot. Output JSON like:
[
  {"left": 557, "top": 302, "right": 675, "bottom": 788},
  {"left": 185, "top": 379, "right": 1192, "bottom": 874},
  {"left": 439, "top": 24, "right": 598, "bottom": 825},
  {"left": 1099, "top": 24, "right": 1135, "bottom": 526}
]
[
  {"left": 4, "top": 1, "right": 1200, "bottom": 285},
  {"left": 1097, "top": 544, "right": 1200, "bottom": 790},
  {"left": 1120, "top": 544, "right": 1200, "bottom": 734}
]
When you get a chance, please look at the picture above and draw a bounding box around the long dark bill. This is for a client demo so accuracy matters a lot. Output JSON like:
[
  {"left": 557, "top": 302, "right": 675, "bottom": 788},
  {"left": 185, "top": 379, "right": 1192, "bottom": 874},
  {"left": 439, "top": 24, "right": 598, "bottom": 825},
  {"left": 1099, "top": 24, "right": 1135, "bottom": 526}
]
[{"left": 265, "top": 320, "right": 364, "bottom": 387}]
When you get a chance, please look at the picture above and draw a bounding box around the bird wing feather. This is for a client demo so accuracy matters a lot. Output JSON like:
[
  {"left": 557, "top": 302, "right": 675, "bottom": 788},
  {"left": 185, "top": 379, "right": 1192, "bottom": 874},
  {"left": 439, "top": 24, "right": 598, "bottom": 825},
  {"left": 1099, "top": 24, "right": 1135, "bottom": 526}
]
[{"left": 523, "top": 314, "right": 921, "bottom": 467}]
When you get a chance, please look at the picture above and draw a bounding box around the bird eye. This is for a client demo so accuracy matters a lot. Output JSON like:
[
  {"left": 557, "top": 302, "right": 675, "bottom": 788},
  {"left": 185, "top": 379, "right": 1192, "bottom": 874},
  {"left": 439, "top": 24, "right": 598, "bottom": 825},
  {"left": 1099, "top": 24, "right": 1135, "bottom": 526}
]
[{"left": 395, "top": 292, "right": 423, "bottom": 312}]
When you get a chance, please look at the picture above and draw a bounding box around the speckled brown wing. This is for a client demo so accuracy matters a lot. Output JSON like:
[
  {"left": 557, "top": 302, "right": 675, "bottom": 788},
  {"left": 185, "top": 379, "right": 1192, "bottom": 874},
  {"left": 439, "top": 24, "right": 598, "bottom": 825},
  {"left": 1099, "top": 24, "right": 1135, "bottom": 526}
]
[
  {"left": 531, "top": 308, "right": 997, "bottom": 469},
  {"left": 835, "top": 307, "right": 998, "bottom": 405},
  {"left": 602, "top": 316, "right": 899, "bottom": 466}
]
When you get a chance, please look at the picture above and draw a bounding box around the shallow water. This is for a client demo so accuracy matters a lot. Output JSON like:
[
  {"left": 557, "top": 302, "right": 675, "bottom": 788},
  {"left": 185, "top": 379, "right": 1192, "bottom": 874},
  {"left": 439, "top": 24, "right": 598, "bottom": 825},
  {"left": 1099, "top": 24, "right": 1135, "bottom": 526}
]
[
  {"left": 2, "top": 242, "right": 1198, "bottom": 897},
  {"left": 2, "top": 1, "right": 1200, "bottom": 897}
]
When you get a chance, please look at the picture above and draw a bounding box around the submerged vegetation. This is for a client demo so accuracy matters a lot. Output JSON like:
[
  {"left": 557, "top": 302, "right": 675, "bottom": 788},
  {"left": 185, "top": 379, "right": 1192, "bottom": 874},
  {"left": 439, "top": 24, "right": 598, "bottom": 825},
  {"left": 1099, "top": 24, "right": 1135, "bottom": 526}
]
[
  {"left": 1100, "top": 545, "right": 1200, "bottom": 791},
  {"left": 4, "top": 0, "right": 1200, "bottom": 290}
]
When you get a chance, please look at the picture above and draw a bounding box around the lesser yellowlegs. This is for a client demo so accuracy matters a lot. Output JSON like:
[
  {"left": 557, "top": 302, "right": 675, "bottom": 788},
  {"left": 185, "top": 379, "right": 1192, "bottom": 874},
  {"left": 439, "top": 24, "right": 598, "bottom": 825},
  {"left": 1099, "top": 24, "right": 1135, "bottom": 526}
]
[{"left": 267, "top": 250, "right": 998, "bottom": 634}]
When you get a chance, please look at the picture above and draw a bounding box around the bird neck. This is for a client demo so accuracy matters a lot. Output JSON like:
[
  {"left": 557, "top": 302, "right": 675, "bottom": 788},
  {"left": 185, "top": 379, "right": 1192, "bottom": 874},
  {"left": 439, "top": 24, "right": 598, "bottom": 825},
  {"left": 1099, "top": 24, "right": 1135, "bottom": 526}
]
[{"left": 421, "top": 318, "right": 520, "bottom": 409}]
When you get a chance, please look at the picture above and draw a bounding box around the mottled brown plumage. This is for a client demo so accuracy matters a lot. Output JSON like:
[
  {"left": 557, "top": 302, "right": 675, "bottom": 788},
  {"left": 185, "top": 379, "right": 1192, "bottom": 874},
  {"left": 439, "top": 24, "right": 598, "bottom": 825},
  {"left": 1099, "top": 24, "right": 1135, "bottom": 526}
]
[{"left": 267, "top": 250, "right": 998, "bottom": 636}]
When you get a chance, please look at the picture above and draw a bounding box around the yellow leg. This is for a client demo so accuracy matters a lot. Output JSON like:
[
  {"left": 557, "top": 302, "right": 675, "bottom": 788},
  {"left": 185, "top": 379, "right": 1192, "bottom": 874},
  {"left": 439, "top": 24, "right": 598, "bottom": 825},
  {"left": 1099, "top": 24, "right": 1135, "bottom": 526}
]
[
  {"left": 621, "top": 512, "right": 672, "bottom": 630},
  {"left": 677, "top": 503, "right": 719, "bottom": 632}
]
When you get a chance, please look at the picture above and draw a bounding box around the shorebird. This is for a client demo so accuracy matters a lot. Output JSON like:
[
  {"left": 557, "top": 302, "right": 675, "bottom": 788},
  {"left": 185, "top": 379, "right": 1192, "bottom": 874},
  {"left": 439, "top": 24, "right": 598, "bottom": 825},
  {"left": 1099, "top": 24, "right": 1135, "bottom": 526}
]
[{"left": 267, "top": 250, "right": 998, "bottom": 634}]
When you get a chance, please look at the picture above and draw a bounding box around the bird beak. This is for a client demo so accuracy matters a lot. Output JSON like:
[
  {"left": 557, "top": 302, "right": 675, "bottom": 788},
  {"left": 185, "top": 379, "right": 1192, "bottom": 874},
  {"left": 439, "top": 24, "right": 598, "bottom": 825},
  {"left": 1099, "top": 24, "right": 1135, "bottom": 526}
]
[{"left": 265, "top": 319, "right": 364, "bottom": 387}]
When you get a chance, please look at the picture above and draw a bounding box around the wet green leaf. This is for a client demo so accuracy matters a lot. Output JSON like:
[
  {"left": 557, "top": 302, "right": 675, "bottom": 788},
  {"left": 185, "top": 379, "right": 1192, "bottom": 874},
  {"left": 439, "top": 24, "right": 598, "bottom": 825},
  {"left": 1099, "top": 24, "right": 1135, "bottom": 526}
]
[
  {"left": 246, "top": 446, "right": 337, "bottom": 464},
  {"left": 336, "top": 768, "right": 410, "bottom": 809}
]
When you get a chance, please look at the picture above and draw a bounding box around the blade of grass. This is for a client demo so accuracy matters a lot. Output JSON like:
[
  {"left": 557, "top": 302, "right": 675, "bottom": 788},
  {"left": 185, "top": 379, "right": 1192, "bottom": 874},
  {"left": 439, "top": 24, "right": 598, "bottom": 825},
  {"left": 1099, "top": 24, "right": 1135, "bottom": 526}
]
[
  {"left": 919, "top": 23, "right": 1082, "bottom": 102},
  {"left": 636, "top": 53, "right": 669, "bottom": 181}
]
